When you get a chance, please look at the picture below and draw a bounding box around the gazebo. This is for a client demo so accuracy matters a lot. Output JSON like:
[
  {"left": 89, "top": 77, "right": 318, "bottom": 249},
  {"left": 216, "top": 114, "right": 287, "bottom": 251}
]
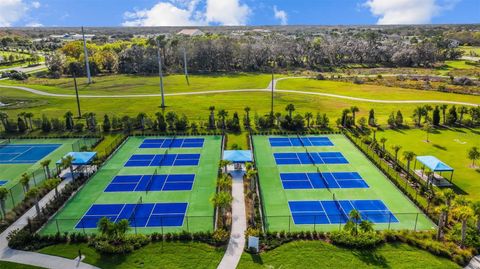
[
  {"left": 414, "top": 155, "right": 454, "bottom": 187},
  {"left": 223, "top": 150, "right": 253, "bottom": 170},
  {"left": 56, "top": 152, "right": 97, "bottom": 179}
]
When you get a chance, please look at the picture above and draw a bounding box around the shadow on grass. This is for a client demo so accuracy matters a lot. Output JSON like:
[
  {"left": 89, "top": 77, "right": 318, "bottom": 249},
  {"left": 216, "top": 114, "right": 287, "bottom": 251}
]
[
  {"left": 246, "top": 253, "right": 264, "bottom": 265},
  {"left": 352, "top": 249, "right": 390, "bottom": 268},
  {"left": 451, "top": 128, "right": 466, "bottom": 133},
  {"left": 432, "top": 144, "right": 447, "bottom": 151}
]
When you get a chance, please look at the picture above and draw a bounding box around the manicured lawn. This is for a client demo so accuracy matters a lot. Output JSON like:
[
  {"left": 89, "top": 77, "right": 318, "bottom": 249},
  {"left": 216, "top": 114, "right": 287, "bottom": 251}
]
[
  {"left": 459, "top": 46, "right": 480, "bottom": 56},
  {"left": 374, "top": 128, "right": 480, "bottom": 200},
  {"left": 0, "top": 261, "right": 45, "bottom": 269},
  {"left": 276, "top": 78, "right": 480, "bottom": 104},
  {"left": 445, "top": 60, "right": 478, "bottom": 70},
  {"left": 0, "top": 73, "right": 273, "bottom": 95},
  {"left": 238, "top": 240, "right": 459, "bottom": 269},
  {"left": 226, "top": 132, "right": 249, "bottom": 150},
  {"left": 38, "top": 242, "right": 224, "bottom": 269}
]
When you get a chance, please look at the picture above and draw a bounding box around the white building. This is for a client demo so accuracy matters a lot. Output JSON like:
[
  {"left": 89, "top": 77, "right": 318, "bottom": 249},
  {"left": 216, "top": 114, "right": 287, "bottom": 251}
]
[{"left": 177, "top": 29, "right": 204, "bottom": 37}]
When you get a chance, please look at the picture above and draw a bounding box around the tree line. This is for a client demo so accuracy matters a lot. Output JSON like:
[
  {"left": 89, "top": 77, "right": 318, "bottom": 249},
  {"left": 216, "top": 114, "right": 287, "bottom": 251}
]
[{"left": 45, "top": 33, "right": 462, "bottom": 77}]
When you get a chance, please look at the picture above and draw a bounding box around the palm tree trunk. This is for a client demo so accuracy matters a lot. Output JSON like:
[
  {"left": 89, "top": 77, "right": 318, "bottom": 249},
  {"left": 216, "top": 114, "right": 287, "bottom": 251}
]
[
  {"left": 70, "top": 166, "right": 75, "bottom": 181},
  {"left": 35, "top": 200, "right": 41, "bottom": 216},
  {"left": 436, "top": 212, "right": 444, "bottom": 240},
  {"left": 476, "top": 217, "right": 480, "bottom": 232},
  {"left": 0, "top": 201, "right": 6, "bottom": 219}
]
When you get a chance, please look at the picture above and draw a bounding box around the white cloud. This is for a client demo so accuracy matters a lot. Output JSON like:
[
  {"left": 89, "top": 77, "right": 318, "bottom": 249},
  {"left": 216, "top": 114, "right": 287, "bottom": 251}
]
[
  {"left": 31, "top": 1, "right": 40, "bottom": 8},
  {"left": 205, "top": 0, "right": 250, "bottom": 25},
  {"left": 273, "top": 5, "right": 287, "bottom": 25},
  {"left": 364, "top": 0, "right": 460, "bottom": 25},
  {"left": 0, "top": 0, "right": 28, "bottom": 27},
  {"left": 26, "top": 22, "right": 43, "bottom": 27},
  {"left": 123, "top": 0, "right": 251, "bottom": 26}
]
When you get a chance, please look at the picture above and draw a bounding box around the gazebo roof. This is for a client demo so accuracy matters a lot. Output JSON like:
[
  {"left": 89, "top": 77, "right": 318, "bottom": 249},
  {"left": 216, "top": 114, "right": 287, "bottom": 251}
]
[
  {"left": 416, "top": 156, "right": 453, "bottom": 172},
  {"left": 56, "top": 152, "right": 97, "bottom": 165},
  {"left": 223, "top": 150, "right": 252, "bottom": 163}
]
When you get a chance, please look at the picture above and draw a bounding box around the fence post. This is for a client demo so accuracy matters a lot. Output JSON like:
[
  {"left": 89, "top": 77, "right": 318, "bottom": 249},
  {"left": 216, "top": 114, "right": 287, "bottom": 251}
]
[
  {"left": 134, "top": 216, "right": 137, "bottom": 235},
  {"left": 314, "top": 215, "right": 316, "bottom": 232},
  {"left": 186, "top": 216, "right": 189, "bottom": 232},
  {"left": 10, "top": 190, "right": 15, "bottom": 208},
  {"left": 388, "top": 213, "right": 392, "bottom": 230},
  {"left": 414, "top": 213, "right": 419, "bottom": 231}
]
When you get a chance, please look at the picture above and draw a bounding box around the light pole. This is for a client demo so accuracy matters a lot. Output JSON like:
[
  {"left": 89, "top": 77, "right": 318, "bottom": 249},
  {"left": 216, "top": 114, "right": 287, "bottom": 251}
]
[
  {"left": 72, "top": 71, "right": 82, "bottom": 118},
  {"left": 156, "top": 39, "right": 165, "bottom": 108}
]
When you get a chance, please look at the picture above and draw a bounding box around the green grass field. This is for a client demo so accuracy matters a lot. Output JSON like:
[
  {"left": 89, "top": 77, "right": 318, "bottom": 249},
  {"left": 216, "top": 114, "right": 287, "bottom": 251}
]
[
  {"left": 0, "top": 73, "right": 273, "bottom": 95},
  {"left": 459, "top": 46, "right": 480, "bottom": 56},
  {"left": 238, "top": 240, "right": 459, "bottom": 269},
  {"left": 374, "top": 128, "right": 480, "bottom": 200},
  {"left": 253, "top": 135, "right": 433, "bottom": 232},
  {"left": 38, "top": 242, "right": 223, "bottom": 269},
  {"left": 444, "top": 60, "right": 479, "bottom": 70},
  {"left": 40, "top": 135, "right": 221, "bottom": 234},
  {"left": 0, "top": 261, "right": 45, "bottom": 269}
]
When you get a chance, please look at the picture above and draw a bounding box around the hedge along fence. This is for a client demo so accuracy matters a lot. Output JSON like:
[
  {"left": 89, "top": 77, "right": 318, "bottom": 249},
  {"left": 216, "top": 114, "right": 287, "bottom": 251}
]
[
  {"left": 250, "top": 129, "right": 342, "bottom": 136},
  {"left": 343, "top": 130, "right": 439, "bottom": 224}
]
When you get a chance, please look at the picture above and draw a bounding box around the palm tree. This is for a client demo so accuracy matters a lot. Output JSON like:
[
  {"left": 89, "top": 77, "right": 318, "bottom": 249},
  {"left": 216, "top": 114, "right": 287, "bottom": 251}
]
[
  {"left": 423, "top": 121, "right": 433, "bottom": 142},
  {"left": 20, "top": 173, "right": 30, "bottom": 193},
  {"left": 435, "top": 205, "right": 448, "bottom": 240},
  {"left": 350, "top": 106, "right": 359, "bottom": 124},
  {"left": 64, "top": 111, "right": 74, "bottom": 131},
  {"left": 40, "top": 159, "right": 52, "bottom": 179},
  {"left": 304, "top": 112, "right": 313, "bottom": 128},
  {"left": 472, "top": 201, "right": 480, "bottom": 232},
  {"left": 380, "top": 137, "right": 387, "bottom": 152},
  {"left": 217, "top": 174, "right": 232, "bottom": 192},
  {"left": 402, "top": 151, "right": 416, "bottom": 175},
  {"left": 217, "top": 109, "right": 228, "bottom": 130},
  {"left": 61, "top": 155, "right": 76, "bottom": 181},
  {"left": 285, "top": 104, "right": 295, "bottom": 118},
  {"left": 26, "top": 187, "right": 41, "bottom": 216},
  {"left": 458, "top": 106, "right": 468, "bottom": 122},
  {"left": 244, "top": 107, "right": 251, "bottom": 129},
  {"left": 219, "top": 160, "right": 231, "bottom": 173},
  {"left": 452, "top": 205, "right": 474, "bottom": 247},
  {"left": 25, "top": 112, "right": 34, "bottom": 130},
  {"left": 44, "top": 178, "right": 61, "bottom": 198},
  {"left": 137, "top": 112, "right": 147, "bottom": 131},
  {"left": 468, "top": 147, "right": 480, "bottom": 168},
  {"left": 442, "top": 189, "right": 456, "bottom": 225},
  {"left": 440, "top": 104, "right": 448, "bottom": 125},
  {"left": 348, "top": 209, "right": 362, "bottom": 235},
  {"left": 246, "top": 168, "right": 257, "bottom": 192},
  {"left": 208, "top": 106, "right": 216, "bottom": 129},
  {"left": 211, "top": 192, "right": 233, "bottom": 228},
  {"left": 359, "top": 220, "right": 374, "bottom": 233},
  {"left": 391, "top": 145, "right": 402, "bottom": 164},
  {"left": 0, "top": 112, "right": 9, "bottom": 131},
  {"left": 274, "top": 112, "right": 282, "bottom": 127},
  {"left": 0, "top": 187, "right": 8, "bottom": 219}
]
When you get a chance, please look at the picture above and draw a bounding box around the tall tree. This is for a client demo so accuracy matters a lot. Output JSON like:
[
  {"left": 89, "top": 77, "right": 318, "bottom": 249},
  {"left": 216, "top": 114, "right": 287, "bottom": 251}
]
[
  {"left": 350, "top": 106, "right": 359, "bottom": 125},
  {"left": 440, "top": 104, "right": 448, "bottom": 125},
  {"left": 285, "top": 104, "right": 295, "bottom": 118},
  {"left": 468, "top": 147, "right": 480, "bottom": 168}
]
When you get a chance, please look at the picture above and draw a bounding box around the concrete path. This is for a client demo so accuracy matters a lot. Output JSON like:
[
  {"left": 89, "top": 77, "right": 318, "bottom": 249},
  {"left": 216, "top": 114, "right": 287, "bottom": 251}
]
[
  {"left": 0, "top": 173, "right": 100, "bottom": 269},
  {"left": 217, "top": 168, "right": 247, "bottom": 269},
  {"left": 0, "top": 84, "right": 479, "bottom": 106},
  {"left": 465, "top": 255, "right": 480, "bottom": 269}
]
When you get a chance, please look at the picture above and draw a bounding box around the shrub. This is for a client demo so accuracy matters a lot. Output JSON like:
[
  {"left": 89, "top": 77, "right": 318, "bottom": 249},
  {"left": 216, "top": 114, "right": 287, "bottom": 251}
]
[
  {"left": 212, "top": 229, "right": 229, "bottom": 245},
  {"left": 329, "top": 231, "right": 384, "bottom": 248}
]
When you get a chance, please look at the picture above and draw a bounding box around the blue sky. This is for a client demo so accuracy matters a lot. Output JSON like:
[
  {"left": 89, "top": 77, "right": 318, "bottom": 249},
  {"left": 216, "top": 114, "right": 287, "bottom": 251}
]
[{"left": 0, "top": 0, "right": 478, "bottom": 27}]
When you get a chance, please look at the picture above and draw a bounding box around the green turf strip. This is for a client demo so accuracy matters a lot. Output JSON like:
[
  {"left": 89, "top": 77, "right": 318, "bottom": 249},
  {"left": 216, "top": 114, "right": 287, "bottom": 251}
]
[
  {"left": 40, "top": 136, "right": 221, "bottom": 234},
  {"left": 253, "top": 134, "right": 434, "bottom": 232}
]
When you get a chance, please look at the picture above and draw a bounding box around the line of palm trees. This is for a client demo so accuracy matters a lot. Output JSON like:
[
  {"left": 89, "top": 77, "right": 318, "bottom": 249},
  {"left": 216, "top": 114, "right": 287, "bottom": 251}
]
[{"left": 211, "top": 160, "right": 233, "bottom": 229}]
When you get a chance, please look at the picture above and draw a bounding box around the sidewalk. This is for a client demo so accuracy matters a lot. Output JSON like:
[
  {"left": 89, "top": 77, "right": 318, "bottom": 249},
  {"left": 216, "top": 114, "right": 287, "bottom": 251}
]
[
  {"left": 217, "top": 169, "right": 247, "bottom": 269},
  {"left": 0, "top": 172, "right": 100, "bottom": 269}
]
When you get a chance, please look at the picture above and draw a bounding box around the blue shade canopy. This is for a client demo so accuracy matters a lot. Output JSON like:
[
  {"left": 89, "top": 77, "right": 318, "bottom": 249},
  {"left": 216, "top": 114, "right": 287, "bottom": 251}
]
[
  {"left": 223, "top": 150, "right": 252, "bottom": 163},
  {"left": 416, "top": 156, "right": 454, "bottom": 172},
  {"left": 56, "top": 152, "right": 97, "bottom": 165}
]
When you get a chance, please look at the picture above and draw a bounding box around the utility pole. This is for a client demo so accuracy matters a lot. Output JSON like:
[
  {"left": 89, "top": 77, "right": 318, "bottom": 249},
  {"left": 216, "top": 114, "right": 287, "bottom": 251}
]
[
  {"left": 183, "top": 47, "right": 190, "bottom": 86},
  {"left": 81, "top": 26, "right": 92, "bottom": 84},
  {"left": 72, "top": 71, "right": 82, "bottom": 118},
  {"left": 271, "top": 65, "right": 274, "bottom": 117},
  {"left": 157, "top": 39, "right": 165, "bottom": 108}
]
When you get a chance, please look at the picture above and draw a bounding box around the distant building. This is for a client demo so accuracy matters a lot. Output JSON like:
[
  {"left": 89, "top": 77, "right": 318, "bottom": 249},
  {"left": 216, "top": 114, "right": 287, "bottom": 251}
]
[
  {"left": 49, "top": 33, "right": 95, "bottom": 41},
  {"left": 177, "top": 29, "right": 204, "bottom": 37}
]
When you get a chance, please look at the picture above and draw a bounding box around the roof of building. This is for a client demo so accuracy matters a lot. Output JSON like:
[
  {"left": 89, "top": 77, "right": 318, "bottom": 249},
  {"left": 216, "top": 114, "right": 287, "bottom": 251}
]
[
  {"left": 416, "top": 156, "right": 454, "bottom": 172},
  {"left": 177, "top": 29, "right": 204, "bottom": 36},
  {"left": 56, "top": 152, "right": 97, "bottom": 165},
  {"left": 223, "top": 150, "right": 252, "bottom": 163}
]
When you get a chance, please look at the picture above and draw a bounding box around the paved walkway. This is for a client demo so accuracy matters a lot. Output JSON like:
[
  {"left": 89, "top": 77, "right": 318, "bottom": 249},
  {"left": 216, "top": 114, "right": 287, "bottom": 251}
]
[
  {"left": 0, "top": 84, "right": 478, "bottom": 106},
  {"left": 0, "top": 173, "right": 100, "bottom": 269},
  {"left": 465, "top": 255, "right": 480, "bottom": 269},
  {"left": 217, "top": 169, "right": 247, "bottom": 269}
]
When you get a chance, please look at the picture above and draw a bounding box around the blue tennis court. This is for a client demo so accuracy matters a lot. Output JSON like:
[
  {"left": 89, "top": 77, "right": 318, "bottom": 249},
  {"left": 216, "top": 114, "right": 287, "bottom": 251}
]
[
  {"left": 289, "top": 200, "right": 398, "bottom": 225},
  {"left": 104, "top": 174, "right": 195, "bottom": 192},
  {"left": 75, "top": 202, "right": 188, "bottom": 228},
  {"left": 269, "top": 137, "right": 333, "bottom": 147},
  {"left": 0, "top": 144, "right": 60, "bottom": 164},
  {"left": 140, "top": 138, "right": 204, "bottom": 149},
  {"left": 124, "top": 154, "right": 200, "bottom": 167},
  {"left": 274, "top": 152, "right": 348, "bottom": 165},
  {"left": 280, "top": 172, "right": 368, "bottom": 189}
]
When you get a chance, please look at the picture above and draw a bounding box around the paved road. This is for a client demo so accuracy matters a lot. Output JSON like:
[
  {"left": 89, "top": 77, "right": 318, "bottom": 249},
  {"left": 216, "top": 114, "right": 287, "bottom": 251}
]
[
  {"left": 0, "top": 63, "right": 46, "bottom": 73},
  {"left": 1, "top": 83, "right": 479, "bottom": 106}
]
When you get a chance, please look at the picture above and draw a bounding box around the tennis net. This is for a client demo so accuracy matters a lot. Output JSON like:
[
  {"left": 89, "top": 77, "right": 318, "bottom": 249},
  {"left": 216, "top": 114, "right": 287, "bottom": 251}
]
[
  {"left": 333, "top": 193, "right": 348, "bottom": 221},
  {"left": 129, "top": 196, "right": 143, "bottom": 222},
  {"left": 145, "top": 169, "right": 157, "bottom": 193}
]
